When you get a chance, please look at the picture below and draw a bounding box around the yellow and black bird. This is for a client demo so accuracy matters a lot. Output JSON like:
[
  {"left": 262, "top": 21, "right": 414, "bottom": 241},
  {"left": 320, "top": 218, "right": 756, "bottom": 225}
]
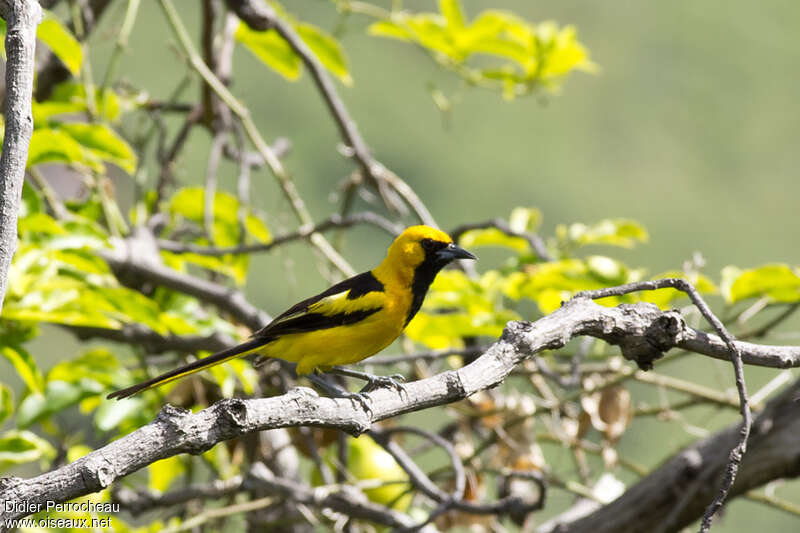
[{"left": 107, "top": 225, "right": 476, "bottom": 400}]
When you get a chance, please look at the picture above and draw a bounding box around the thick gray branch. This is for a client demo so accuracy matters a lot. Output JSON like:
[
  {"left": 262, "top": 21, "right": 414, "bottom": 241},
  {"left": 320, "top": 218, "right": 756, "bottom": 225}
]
[
  {"left": 0, "top": 0, "right": 41, "bottom": 313},
  {"left": 2, "top": 297, "right": 800, "bottom": 522}
]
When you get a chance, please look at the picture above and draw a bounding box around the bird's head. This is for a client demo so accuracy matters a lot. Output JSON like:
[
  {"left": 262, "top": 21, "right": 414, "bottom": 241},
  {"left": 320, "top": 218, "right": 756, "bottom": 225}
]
[{"left": 376, "top": 225, "right": 476, "bottom": 284}]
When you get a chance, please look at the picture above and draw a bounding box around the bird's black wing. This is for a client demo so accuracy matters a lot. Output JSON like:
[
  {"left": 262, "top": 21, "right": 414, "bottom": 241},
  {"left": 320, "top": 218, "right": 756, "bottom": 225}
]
[{"left": 253, "top": 271, "right": 385, "bottom": 338}]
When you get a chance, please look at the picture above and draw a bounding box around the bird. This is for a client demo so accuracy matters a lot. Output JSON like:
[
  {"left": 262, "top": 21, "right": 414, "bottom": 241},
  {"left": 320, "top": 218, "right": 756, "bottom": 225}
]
[{"left": 107, "top": 225, "right": 476, "bottom": 400}]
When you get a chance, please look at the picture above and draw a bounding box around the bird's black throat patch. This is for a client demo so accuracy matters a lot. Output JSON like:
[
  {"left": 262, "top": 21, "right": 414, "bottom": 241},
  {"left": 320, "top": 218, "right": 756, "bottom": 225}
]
[{"left": 406, "top": 240, "right": 451, "bottom": 325}]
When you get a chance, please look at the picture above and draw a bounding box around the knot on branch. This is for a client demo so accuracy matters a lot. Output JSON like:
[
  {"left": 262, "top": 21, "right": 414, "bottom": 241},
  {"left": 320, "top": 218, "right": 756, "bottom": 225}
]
[
  {"left": 615, "top": 305, "right": 687, "bottom": 370},
  {"left": 81, "top": 453, "right": 117, "bottom": 488},
  {"left": 500, "top": 320, "right": 535, "bottom": 354},
  {"left": 443, "top": 370, "right": 466, "bottom": 397},
  {"left": 217, "top": 397, "right": 249, "bottom": 428},
  {"left": 157, "top": 404, "right": 192, "bottom": 427},
  {"left": 156, "top": 404, "right": 199, "bottom": 450}
]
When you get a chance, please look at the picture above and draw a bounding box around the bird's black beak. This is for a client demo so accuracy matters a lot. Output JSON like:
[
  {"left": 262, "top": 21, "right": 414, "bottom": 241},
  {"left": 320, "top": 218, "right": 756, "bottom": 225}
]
[{"left": 437, "top": 242, "right": 477, "bottom": 262}]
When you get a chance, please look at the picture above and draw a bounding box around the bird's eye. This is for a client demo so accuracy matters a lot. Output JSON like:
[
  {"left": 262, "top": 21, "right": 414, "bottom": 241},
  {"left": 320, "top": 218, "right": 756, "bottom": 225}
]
[{"left": 420, "top": 238, "right": 437, "bottom": 252}]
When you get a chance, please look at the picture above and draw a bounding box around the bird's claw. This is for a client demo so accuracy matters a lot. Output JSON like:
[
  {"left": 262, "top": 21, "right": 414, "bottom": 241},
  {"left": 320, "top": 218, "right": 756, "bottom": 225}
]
[
  {"left": 359, "top": 373, "right": 406, "bottom": 395},
  {"left": 342, "top": 391, "right": 374, "bottom": 416}
]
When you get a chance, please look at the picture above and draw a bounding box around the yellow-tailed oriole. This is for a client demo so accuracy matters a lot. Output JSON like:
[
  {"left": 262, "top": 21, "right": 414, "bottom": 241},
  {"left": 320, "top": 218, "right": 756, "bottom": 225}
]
[{"left": 107, "top": 225, "right": 476, "bottom": 400}]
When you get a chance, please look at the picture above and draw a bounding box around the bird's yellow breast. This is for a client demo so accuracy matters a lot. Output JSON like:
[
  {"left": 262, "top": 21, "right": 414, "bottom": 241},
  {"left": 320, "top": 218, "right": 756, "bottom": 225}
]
[{"left": 260, "top": 278, "right": 412, "bottom": 375}]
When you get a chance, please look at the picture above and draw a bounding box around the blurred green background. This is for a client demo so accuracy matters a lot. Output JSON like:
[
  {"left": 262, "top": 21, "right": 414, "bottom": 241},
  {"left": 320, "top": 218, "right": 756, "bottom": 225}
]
[{"left": 10, "top": 0, "right": 800, "bottom": 531}]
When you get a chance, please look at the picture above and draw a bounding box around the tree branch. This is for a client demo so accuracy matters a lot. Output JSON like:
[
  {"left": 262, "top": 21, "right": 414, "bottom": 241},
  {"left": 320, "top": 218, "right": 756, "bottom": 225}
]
[
  {"left": 539, "top": 375, "right": 800, "bottom": 533},
  {"left": 67, "top": 324, "right": 236, "bottom": 354},
  {"left": 101, "top": 229, "right": 270, "bottom": 331},
  {"left": 578, "top": 278, "right": 752, "bottom": 532},
  {"left": 450, "top": 218, "right": 552, "bottom": 262},
  {"left": 159, "top": 0, "right": 356, "bottom": 278},
  {"left": 226, "top": 0, "right": 436, "bottom": 225},
  {"left": 3, "top": 296, "right": 800, "bottom": 522},
  {"left": 34, "top": 0, "right": 110, "bottom": 100},
  {"left": 157, "top": 212, "right": 402, "bottom": 256},
  {"left": 0, "top": 0, "right": 41, "bottom": 314}
]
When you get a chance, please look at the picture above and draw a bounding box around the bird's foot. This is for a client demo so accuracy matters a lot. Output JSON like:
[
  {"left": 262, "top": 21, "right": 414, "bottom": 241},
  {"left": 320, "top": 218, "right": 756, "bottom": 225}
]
[
  {"left": 306, "top": 372, "right": 375, "bottom": 415},
  {"left": 342, "top": 391, "right": 374, "bottom": 416},
  {"left": 328, "top": 366, "right": 407, "bottom": 397},
  {"left": 359, "top": 373, "right": 406, "bottom": 395}
]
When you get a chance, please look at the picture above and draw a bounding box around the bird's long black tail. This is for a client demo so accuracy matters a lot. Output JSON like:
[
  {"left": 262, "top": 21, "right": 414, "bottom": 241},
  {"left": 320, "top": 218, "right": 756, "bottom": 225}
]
[{"left": 107, "top": 338, "right": 267, "bottom": 400}]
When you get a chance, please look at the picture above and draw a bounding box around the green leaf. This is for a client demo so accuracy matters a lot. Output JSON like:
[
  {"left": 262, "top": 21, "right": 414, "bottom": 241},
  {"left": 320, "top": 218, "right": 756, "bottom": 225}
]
[
  {"left": 440, "top": 0, "right": 466, "bottom": 30},
  {"left": 37, "top": 14, "right": 83, "bottom": 76},
  {"left": 236, "top": 20, "right": 351, "bottom": 85},
  {"left": 148, "top": 455, "right": 185, "bottom": 492},
  {"left": 236, "top": 22, "right": 301, "bottom": 80},
  {"left": 32, "top": 100, "right": 86, "bottom": 126},
  {"left": 167, "top": 187, "right": 270, "bottom": 283},
  {"left": 504, "top": 257, "right": 640, "bottom": 313},
  {"left": 558, "top": 219, "right": 649, "bottom": 249},
  {"left": 48, "top": 348, "right": 119, "bottom": 387},
  {"left": 508, "top": 207, "right": 542, "bottom": 233},
  {"left": 0, "top": 430, "right": 56, "bottom": 469},
  {"left": 51, "top": 82, "right": 122, "bottom": 122},
  {"left": 368, "top": 5, "right": 593, "bottom": 98},
  {"left": 1, "top": 345, "right": 44, "bottom": 394},
  {"left": 18, "top": 213, "right": 67, "bottom": 237},
  {"left": 459, "top": 228, "right": 530, "bottom": 252},
  {"left": 0, "top": 384, "right": 13, "bottom": 425},
  {"left": 406, "top": 270, "right": 520, "bottom": 348},
  {"left": 16, "top": 393, "right": 45, "bottom": 428},
  {"left": 367, "top": 20, "right": 413, "bottom": 41},
  {"left": 17, "top": 379, "right": 104, "bottom": 428},
  {"left": 27, "top": 128, "right": 92, "bottom": 170},
  {"left": 245, "top": 214, "right": 271, "bottom": 243},
  {"left": 94, "top": 397, "right": 144, "bottom": 431},
  {"left": 295, "top": 23, "right": 352, "bottom": 85},
  {"left": 725, "top": 264, "right": 800, "bottom": 304},
  {"left": 59, "top": 123, "right": 137, "bottom": 173}
]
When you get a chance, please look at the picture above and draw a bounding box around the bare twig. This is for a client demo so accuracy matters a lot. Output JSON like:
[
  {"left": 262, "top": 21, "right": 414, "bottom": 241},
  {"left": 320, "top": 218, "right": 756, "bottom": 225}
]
[
  {"left": 226, "top": 0, "right": 436, "bottom": 226},
  {"left": 101, "top": 229, "right": 270, "bottom": 331},
  {"left": 450, "top": 218, "right": 552, "bottom": 261},
  {"left": 543, "top": 377, "right": 800, "bottom": 533},
  {"left": 0, "top": 0, "right": 42, "bottom": 313},
  {"left": 739, "top": 303, "right": 800, "bottom": 340},
  {"left": 162, "top": 496, "right": 277, "bottom": 533},
  {"left": 115, "top": 475, "right": 245, "bottom": 513},
  {"left": 157, "top": 212, "right": 403, "bottom": 256},
  {"left": 154, "top": 106, "right": 203, "bottom": 208},
  {"left": 246, "top": 462, "right": 440, "bottom": 531},
  {"left": 67, "top": 324, "right": 236, "bottom": 354},
  {"left": 576, "top": 278, "right": 752, "bottom": 532},
  {"left": 100, "top": 0, "right": 140, "bottom": 91},
  {"left": 159, "top": 0, "right": 355, "bottom": 276},
  {"left": 204, "top": 131, "right": 227, "bottom": 237}
]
